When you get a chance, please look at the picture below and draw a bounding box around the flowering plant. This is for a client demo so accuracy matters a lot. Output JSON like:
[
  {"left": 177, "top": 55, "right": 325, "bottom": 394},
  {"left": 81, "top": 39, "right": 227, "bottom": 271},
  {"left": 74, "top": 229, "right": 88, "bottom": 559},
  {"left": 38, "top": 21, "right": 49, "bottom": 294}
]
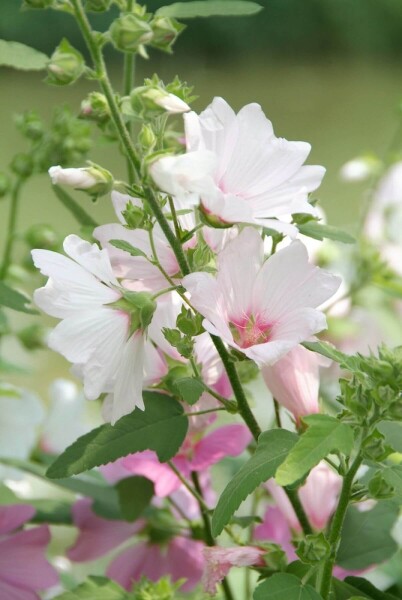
[{"left": 1, "top": 1, "right": 402, "bottom": 599}]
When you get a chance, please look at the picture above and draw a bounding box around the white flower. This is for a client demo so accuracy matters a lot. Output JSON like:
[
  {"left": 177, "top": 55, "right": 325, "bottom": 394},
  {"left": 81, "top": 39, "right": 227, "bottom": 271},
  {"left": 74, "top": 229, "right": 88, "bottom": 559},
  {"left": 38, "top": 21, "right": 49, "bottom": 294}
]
[
  {"left": 48, "top": 166, "right": 97, "bottom": 189},
  {"left": 183, "top": 227, "right": 341, "bottom": 366},
  {"left": 32, "top": 235, "right": 163, "bottom": 424}
]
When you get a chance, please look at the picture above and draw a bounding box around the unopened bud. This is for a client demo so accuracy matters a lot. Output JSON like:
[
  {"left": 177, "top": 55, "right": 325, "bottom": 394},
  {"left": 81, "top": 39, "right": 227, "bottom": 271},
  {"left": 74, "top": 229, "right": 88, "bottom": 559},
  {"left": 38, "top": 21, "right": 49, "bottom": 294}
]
[
  {"left": 150, "top": 16, "right": 185, "bottom": 53},
  {"left": 139, "top": 124, "right": 156, "bottom": 150},
  {"left": 17, "top": 324, "right": 47, "bottom": 350},
  {"left": 10, "top": 153, "right": 34, "bottom": 178},
  {"left": 0, "top": 173, "right": 11, "bottom": 198},
  {"left": 109, "top": 14, "right": 153, "bottom": 53},
  {"left": 85, "top": 0, "right": 111, "bottom": 11},
  {"left": 48, "top": 163, "right": 113, "bottom": 197},
  {"left": 122, "top": 291, "right": 157, "bottom": 331},
  {"left": 80, "top": 92, "right": 110, "bottom": 124},
  {"left": 46, "top": 39, "right": 85, "bottom": 86},
  {"left": 340, "top": 156, "right": 380, "bottom": 182},
  {"left": 131, "top": 86, "right": 190, "bottom": 119},
  {"left": 15, "top": 111, "right": 44, "bottom": 140},
  {"left": 25, "top": 224, "right": 59, "bottom": 250}
]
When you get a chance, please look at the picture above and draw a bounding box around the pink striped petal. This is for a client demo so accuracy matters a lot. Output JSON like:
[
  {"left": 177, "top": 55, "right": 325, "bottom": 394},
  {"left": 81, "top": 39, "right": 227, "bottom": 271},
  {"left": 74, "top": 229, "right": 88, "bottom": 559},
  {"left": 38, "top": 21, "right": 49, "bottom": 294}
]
[
  {"left": 0, "top": 504, "right": 35, "bottom": 535},
  {"left": 190, "top": 424, "right": 252, "bottom": 471}
]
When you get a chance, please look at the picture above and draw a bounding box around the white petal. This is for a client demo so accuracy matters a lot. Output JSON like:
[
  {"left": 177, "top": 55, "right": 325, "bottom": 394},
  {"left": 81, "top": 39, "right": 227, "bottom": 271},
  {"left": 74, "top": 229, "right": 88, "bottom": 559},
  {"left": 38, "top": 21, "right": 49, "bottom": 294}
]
[
  {"left": 111, "top": 191, "right": 142, "bottom": 224},
  {"left": 111, "top": 332, "right": 146, "bottom": 424},
  {"left": 63, "top": 234, "right": 118, "bottom": 286},
  {"left": 143, "top": 340, "right": 168, "bottom": 384},
  {"left": 150, "top": 151, "right": 217, "bottom": 198}
]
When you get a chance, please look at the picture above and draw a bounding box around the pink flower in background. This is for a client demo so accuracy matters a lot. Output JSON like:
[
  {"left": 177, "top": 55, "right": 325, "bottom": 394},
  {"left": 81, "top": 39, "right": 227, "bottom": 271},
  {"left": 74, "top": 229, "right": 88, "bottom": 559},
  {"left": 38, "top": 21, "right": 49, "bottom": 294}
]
[
  {"left": 0, "top": 504, "right": 59, "bottom": 599},
  {"left": 203, "top": 546, "right": 265, "bottom": 595},
  {"left": 262, "top": 346, "right": 329, "bottom": 423},
  {"left": 184, "top": 97, "right": 324, "bottom": 235},
  {"left": 183, "top": 227, "right": 341, "bottom": 366},
  {"left": 254, "top": 506, "right": 297, "bottom": 561},
  {"left": 267, "top": 461, "right": 342, "bottom": 531}
]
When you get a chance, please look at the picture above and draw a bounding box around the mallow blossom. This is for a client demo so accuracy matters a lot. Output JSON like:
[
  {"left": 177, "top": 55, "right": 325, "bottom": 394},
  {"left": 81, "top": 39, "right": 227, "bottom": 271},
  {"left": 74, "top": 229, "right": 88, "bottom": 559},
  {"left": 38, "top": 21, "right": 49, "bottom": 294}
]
[
  {"left": 203, "top": 546, "right": 266, "bottom": 595},
  {"left": 151, "top": 97, "right": 325, "bottom": 235},
  {"left": 32, "top": 234, "right": 166, "bottom": 424},
  {"left": 183, "top": 227, "right": 341, "bottom": 366}
]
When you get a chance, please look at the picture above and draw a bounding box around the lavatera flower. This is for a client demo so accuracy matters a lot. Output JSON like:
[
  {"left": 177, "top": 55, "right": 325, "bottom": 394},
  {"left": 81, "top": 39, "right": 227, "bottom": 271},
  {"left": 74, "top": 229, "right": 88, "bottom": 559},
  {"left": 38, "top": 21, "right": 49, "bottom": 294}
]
[
  {"left": 32, "top": 235, "right": 166, "bottom": 424},
  {"left": 183, "top": 227, "right": 341, "bottom": 366}
]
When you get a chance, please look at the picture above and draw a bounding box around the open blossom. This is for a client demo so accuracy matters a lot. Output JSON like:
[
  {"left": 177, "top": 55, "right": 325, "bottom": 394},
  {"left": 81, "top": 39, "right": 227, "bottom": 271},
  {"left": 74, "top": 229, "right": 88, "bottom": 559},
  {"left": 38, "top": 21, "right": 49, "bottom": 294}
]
[
  {"left": 151, "top": 97, "right": 325, "bottom": 235},
  {"left": 0, "top": 504, "right": 59, "bottom": 598},
  {"left": 203, "top": 546, "right": 265, "bottom": 595},
  {"left": 32, "top": 234, "right": 165, "bottom": 424},
  {"left": 183, "top": 227, "right": 341, "bottom": 366},
  {"left": 262, "top": 346, "right": 329, "bottom": 423}
]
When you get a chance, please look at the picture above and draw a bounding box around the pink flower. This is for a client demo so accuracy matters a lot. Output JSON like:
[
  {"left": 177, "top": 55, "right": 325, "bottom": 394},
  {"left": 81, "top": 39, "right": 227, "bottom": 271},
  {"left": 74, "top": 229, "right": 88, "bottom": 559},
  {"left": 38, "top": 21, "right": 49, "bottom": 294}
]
[
  {"left": 203, "top": 546, "right": 265, "bottom": 595},
  {"left": 267, "top": 461, "right": 342, "bottom": 531},
  {"left": 262, "top": 345, "right": 329, "bottom": 423},
  {"left": 254, "top": 506, "right": 297, "bottom": 562},
  {"left": 0, "top": 504, "right": 59, "bottom": 599},
  {"left": 183, "top": 227, "right": 341, "bottom": 366}
]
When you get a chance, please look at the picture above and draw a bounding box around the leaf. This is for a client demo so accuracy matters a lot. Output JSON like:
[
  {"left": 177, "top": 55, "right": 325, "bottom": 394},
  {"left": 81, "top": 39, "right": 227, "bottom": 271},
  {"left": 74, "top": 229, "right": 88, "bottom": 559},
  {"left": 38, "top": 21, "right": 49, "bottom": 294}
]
[
  {"left": 212, "top": 429, "right": 298, "bottom": 536},
  {"left": 275, "top": 415, "right": 354, "bottom": 486},
  {"left": 157, "top": 0, "right": 263, "bottom": 19},
  {"left": 53, "top": 576, "right": 128, "bottom": 599},
  {"left": 379, "top": 465, "right": 402, "bottom": 502},
  {"left": 116, "top": 476, "right": 154, "bottom": 522},
  {"left": 343, "top": 577, "right": 400, "bottom": 600},
  {"left": 0, "top": 357, "right": 26, "bottom": 374},
  {"left": 0, "top": 40, "right": 49, "bottom": 70},
  {"left": 302, "top": 341, "right": 357, "bottom": 370},
  {"left": 253, "top": 573, "right": 323, "bottom": 599},
  {"left": 46, "top": 392, "right": 188, "bottom": 479},
  {"left": 109, "top": 239, "right": 148, "bottom": 259},
  {"left": 173, "top": 377, "right": 205, "bottom": 405},
  {"left": 377, "top": 422, "right": 402, "bottom": 453},
  {"left": 30, "top": 499, "right": 72, "bottom": 525},
  {"left": 53, "top": 185, "right": 99, "bottom": 228},
  {"left": 336, "top": 501, "right": 398, "bottom": 570},
  {"left": 298, "top": 221, "right": 355, "bottom": 244},
  {"left": 0, "top": 281, "right": 37, "bottom": 314},
  {"left": 230, "top": 515, "right": 262, "bottom": 528}
]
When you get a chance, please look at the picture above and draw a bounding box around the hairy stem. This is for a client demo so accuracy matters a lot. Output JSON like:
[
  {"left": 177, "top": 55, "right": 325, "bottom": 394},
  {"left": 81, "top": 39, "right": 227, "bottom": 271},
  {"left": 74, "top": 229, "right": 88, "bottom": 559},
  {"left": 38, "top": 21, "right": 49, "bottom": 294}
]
[
  {"left": 122, "top": 1, "right": 136, "bottom": 185},
  {"left": 0, "top": 179, "right": 23, "bottom": 280}
]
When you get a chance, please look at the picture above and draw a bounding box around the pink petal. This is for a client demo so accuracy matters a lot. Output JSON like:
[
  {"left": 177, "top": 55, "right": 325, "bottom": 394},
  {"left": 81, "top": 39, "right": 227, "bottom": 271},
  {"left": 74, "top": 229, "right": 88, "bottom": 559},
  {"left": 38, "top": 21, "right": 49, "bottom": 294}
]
[
  {"left": 107, "top": 542, "right": 169, "bottom": 590},
  {"left": 190, "top": 424, "right": 252, "bottom": 471},
  {"left": 0, "top": 580, "right": 38, "bottom": 600},
  {"left": 121, "top": 451, "right": 181, "bottom": 497},
  {"left": 0, "top": 504, "right": 35, "bottom": 535},
  {"left": 254, "top": 507, "right": 297, "bottom": 562},
  {"left": 166, "top": 537, "right": 204, "bottom": 591},
  {"left": 203, "top": 546, "right": 265, "bottom": 595}
]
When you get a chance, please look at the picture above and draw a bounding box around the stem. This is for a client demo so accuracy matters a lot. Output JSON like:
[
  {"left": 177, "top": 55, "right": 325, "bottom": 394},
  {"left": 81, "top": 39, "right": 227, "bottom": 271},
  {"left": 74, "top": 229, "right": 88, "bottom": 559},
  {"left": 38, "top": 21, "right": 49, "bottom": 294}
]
[
  {"left": 273, "top": 398, "right": 282, "bottom": 428},
  {"left": 167, "top": 195, "right": 182, "bottom": 241},
  {"left": 167, "top": 461, "right": 209, "bottom": 510},
  {"left": 319, "top": 453, "right": 363, "bottom": 598},
  {"left": 0, "top": 179, "right": 23, "bottom": 280},
  {"left": 122, "top": 41, "right": 136, "bottom": 182},
  {"left": 285, "top": 488, "right": 313, "bottom": 536}
]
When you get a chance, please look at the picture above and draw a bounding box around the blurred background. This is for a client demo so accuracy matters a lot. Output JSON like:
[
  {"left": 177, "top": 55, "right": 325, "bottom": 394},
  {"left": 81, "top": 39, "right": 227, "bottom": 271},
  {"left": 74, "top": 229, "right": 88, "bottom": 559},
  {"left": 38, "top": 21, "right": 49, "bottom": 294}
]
[{"left": 2, "top": 0, "right": 402, "bottom": 392}]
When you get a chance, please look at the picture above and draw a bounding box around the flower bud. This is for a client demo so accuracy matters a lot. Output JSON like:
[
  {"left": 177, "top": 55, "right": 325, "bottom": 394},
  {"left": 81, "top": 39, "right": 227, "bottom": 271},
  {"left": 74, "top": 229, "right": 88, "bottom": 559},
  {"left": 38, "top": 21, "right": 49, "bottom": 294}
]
[
  {"left": 0, "top": 172, "right": 11, "bottom": 198},
  {"left": 109, "top": 14, "right": 153, "bottom": 53},
  {"left": 138, "top": 124, "right": 156, "bottom": 151},
  {"left": 10, "top": 153, "right": 34, "bottom": 178},
  {"left": 80, "top": 92, "right": 110, "bottom": 124},
  {"left": 131, "top": 85, "right": 190, "bottom": 119},
  {"left": 17, "top": 324, "right": 47, "bottom": 350},
  {"left": 85, "top": 0, "right": 111, "bottom": 11},
  {"left": 46, "top": 39, "right": 85, "bottom": 86},
  {"left": 15, "top": 111, "right": 44, "bottom": 141},
  {"left": 48, "top": 163, "right": 113, "bottom": 197},
  {"left": 25, "top": 224, "right": 59, "bottom": 250},
  {"left": 150, "top": 16, "right": 185, "bottom": 53},
  {"left": 23, "top": 0, "right": 53, "bottom": 7}
]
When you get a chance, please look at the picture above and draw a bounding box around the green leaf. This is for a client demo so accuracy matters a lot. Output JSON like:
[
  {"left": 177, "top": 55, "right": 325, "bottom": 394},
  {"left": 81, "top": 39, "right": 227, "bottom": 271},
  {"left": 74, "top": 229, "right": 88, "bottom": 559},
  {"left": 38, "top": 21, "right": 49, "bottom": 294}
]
[
  {"left": 173, "top": 377, "right": 205, "bottom": 405},
  {"left": 253, "top": 573, "right": 323, "bottom": 599},
  {"left": 0, "top": 281, "right": 37, "bottom": 314},
  {"left": 377, "top": 422, "right": 402, "bottom": 453},
  {"left": 116, "top": 476, "right": 154, "bottom": 522},
  {"left": 337, "top": 501, "right": 398, "bottom": 570},
  {"left": 30, "top": 499, "right": 72, "bottom": 525},
  {"left": 302, "top": 341, "right": 357, "bottom": 370},
  {"left": 0, "top": 483, "right": 18, "bottom": 505},
  {"left": 53, "top": 185, "right": 99, "bottom": 228},
  {"left": 298, "top": 221, "right": 355, "bottom": 244},
  {"left": 344, "top": 577, "right": 400, "bottom": 600},
  {"left": 157, "top": 0, "right": 263, "bottom": 19},
  {"left": 53, "top": 576, "right": 128, "bottom": 599},
  {"left": 0, "top": 40, "right": 49, "bottom": 70},
  {"left": 0, "top": 357, "right": 26, "bottom": 374},
  {"left": 275, "top": 415, "right": 354, "bottom": 486},
  {"left": 109, "top": 239, "right": 148, "bottom": 259},
  {"left": 212, "top": 429, "right": 298, "bottom": 536},
  {"left": 46, "top": 392, "right": 188, "bottom": 479},
  {"left": 379, "top": 465, "right": 402, "bottom": 502}
]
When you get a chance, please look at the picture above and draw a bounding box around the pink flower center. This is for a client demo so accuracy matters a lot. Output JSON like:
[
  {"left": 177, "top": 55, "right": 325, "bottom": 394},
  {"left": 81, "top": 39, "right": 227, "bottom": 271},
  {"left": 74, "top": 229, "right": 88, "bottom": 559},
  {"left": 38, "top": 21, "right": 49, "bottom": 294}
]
[{"left": 229, "top": 315, "right": 272, "bottom": 349}]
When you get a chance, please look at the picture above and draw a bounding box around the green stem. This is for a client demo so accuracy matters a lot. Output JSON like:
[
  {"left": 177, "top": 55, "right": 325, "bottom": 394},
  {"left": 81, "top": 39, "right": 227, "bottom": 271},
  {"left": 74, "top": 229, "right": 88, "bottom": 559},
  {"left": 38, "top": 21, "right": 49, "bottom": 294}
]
[
  {"left": 0, "top": 179, "right": 23, "bottom": 280},
  {"left": 319, "top": 453, "right": 363, "bottom": 598},
  {"left": 285, "top": 488, "right": 313, "bottom": 536},
  {"left": 167, "top": 195, "right": 182, "bottom": 242},
  {"left": 122, "top": 0, "right": 136, "bottom": 184}
]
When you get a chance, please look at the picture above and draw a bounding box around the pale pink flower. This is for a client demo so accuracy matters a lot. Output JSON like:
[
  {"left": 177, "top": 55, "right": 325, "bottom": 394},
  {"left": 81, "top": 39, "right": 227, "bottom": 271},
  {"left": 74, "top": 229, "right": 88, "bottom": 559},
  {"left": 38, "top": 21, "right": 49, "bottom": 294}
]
[
  {"left": 267, "top": 461, "right": 342, "bottom": 531},
  {"left": 32, "top": 235, "right": 166, "bottom": 424},
  {"left": 48, "top": 165, "right": 97, "bottom": 189},
  {"left": 181, "top": 97, "right": 325, "bottom": 235},
  {"left": 203, "top": 546, "right": 265, "bottom": 595},
  {"left": 0, "top": 504, "right": 59, "bottom": 599},
  {"left": 183, "top": 227, "right": 341, "bottom": 366},
  {"left": 262, "top": 345, "right": 329, "bottom": 423}
]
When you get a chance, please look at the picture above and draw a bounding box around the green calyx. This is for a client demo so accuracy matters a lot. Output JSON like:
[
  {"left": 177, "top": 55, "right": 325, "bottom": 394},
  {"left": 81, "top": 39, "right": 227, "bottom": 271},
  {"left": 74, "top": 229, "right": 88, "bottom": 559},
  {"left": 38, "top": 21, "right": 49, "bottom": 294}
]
[{"left": 113, "top": 291, "right": 157, "bottom": 334}]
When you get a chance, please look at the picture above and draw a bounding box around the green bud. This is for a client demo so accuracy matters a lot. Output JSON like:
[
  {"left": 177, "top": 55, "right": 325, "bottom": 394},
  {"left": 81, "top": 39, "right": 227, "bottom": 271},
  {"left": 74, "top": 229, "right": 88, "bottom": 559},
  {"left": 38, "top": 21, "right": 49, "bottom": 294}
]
[
  {"left": 368, "top": 472, "right": 395, "bottom": 500},
  {"left": 23, "top": 0, "right": 53, "bottom": 7},
  {"left": 109, "top": 14, "right": 153, "bottom": 53},
  {"left": 46, "top": 39, "right": 85, "bottom": 86},
  {"left": 10, "top": 153, "right": 34, "bottom": 178},
  {"left": 162, "top": 327, "right": 193, "bottom": 359},
  {"left": 17, "top": 324, "right": 47, "bottom": 350},
  {"left": 362, "top": 430, "right": 393, "bottom": 462},
  {"left": 85, "top": 0, "right": 111, "bottom": 11},
  {"left": 24, "top": 224, "right": 59, "bottom": 250},
  {"left": 122, "top": 203, "right": 146, "bottom": 229},
  {"left": 123, "top": 291, "right": 157, "bottom": 331},
  {"left": 0, "top": 172, "right": 11, "bottom": 198},
  {"left": 80, "top": 92, "right": 110, "bottom": 124},
  {"left": 131, "top": 85, "right": 190, "bottom": 119},
  {"left": 150, "top": 16, "right": 185, "bottom": 53},
  {"left": 176, "top": 306, "right": 203, "bottom": 336},
  {"left": 296, "top": 533, "right": 330, "bottom": 565},
  {"left": 15, "top": 111, "right": 44, "bottom": 140},
  {"left": 139, "top": 124, "right": 156, "bottom": 151}
]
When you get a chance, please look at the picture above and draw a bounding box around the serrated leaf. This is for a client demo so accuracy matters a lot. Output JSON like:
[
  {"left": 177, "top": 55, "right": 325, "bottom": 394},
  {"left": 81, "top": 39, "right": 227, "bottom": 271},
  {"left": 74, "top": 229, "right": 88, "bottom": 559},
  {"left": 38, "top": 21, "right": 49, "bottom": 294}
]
[
  {"left": 157, "top": 0, "right": 263, "bottom": 19},
  {"left": 53, "top": 576, "right": 128, "bottom": 599},
  {"left": 253, "top": 573, "right": 323, "bottom": 599},
  {"left": 275, "top": 415, "right": 354, "bottom": 486},
  {"left": 173, "top": 377, "right": 204, "bottom": 405},
  {"left": 212, "top": 429, "right": 298, "bottom": 536},
  {"left": 53, "top": 185, "right": 99, "bottom": 228},
  {"left": 0, "top": 281, "right": 37, "bottom": 314},
  {"left": 116, "top": 476, "right": 154, "bottom": 522},
  {"left": 302, "top": 341, "right": 357, "bottom": 370},
  {"left": 337, "top": 502, "right": 398, "bottom": 570},
  {"left": 46, "top": 392, "right": 188, "bottom": 479},
  {"left": 0, "top": 40, "right": 49, "bottom": 70},
  {"left": 109, "top": 239, "right": 148, "bottom": 259},
  {"left": 298, "top": 221, "right": 355, "bottom": 244}
]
